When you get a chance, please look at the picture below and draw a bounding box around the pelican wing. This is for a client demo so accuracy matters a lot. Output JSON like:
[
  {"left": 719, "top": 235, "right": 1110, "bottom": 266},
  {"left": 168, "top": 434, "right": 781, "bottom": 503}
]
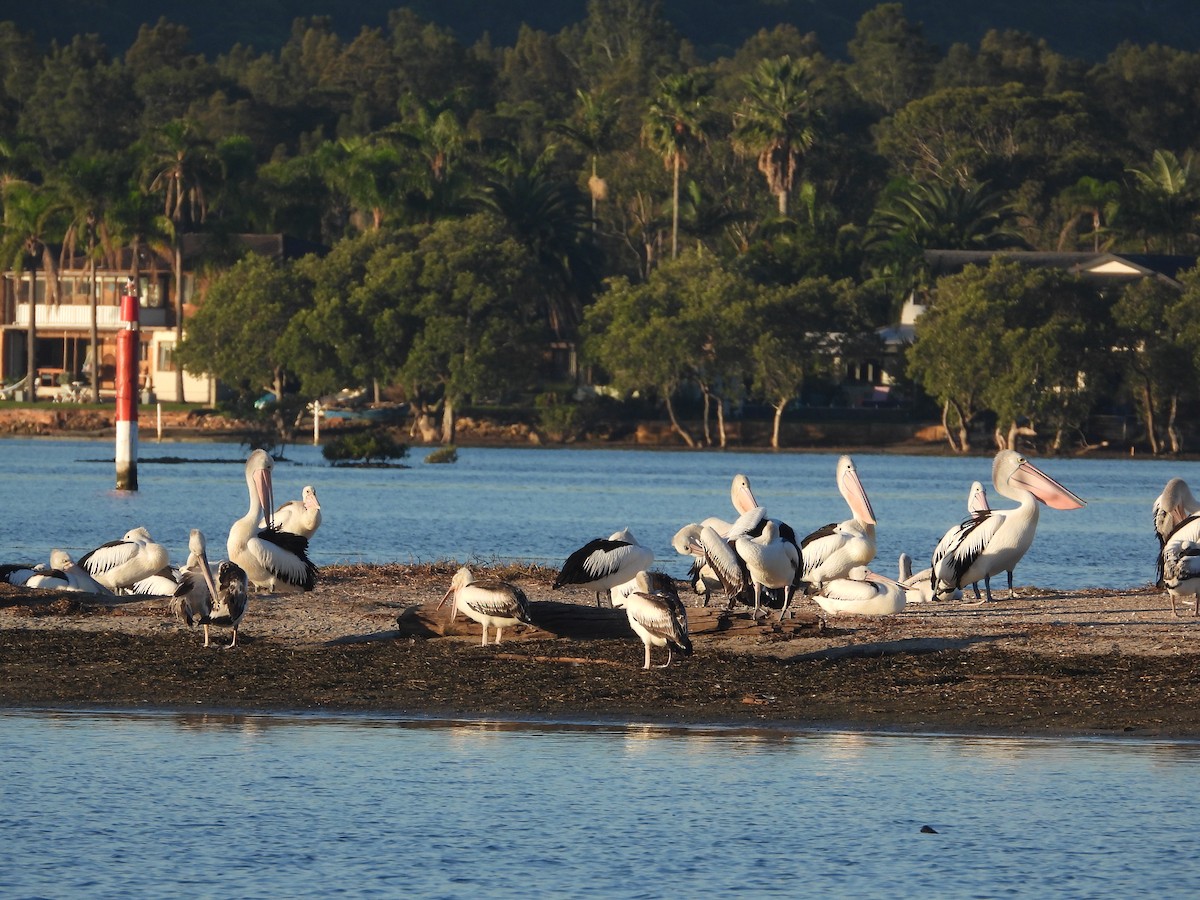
[
  {"left": 250, "top": 527, "right": 317, "bottom": 590},
  {"left": 464, "top": 580, "right": 533, "bottom": 623},
  {"left": 931, "top": 512, "right": 1003, "bottom": 594},
  {"left": 627, "top": 592, "right": 691, "bottom": 651},
  {"left": 555, "top": 538, "right": 647, "bottom": 587},
  {"left": 78, "top": 539, "right": 140, "bottom": 575},
  {"left": 698, "top": 525, "right": 747, "bottom": 597}
]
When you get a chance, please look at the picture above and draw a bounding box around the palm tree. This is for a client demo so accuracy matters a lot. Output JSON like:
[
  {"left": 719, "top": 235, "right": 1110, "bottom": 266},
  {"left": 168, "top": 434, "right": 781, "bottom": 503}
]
[
  {"left": 1056, "top": 176, "right": 1121, "bottom": 252},
  {"left": 0, "top": 180, "right": 67, "bottom": 401},
  {"left": 1125, "top": 149, "right": 1200, "bottom": 254},
  {"left": 731, "top": 56, "right": 820, "bottom": 217},
  {"left": 52, "top": 151, "right": 127, "bottom": 400},
  {"left": 476, "top": 156, "right": 601, "bottom": 338},
  {"left": 140, "top": 119, "right": 218, "bottom": 403},
  {"left": 642, "top": 72, "right": 711, "bottom": 260},
  {"left": 316, "top": 136, "right": 404, "bottom": 233},
  {"left": 553, "top": 88, "right": 623, "bottom": 230}
]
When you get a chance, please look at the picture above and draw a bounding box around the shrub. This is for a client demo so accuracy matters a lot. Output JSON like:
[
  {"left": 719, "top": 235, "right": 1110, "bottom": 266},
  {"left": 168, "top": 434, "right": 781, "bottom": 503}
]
[
  {"left": 425, "top": 445, "right": 458, "bottom": 464},
  {"left": 322, "top": 429, "right": 409, "bottom": 464}
]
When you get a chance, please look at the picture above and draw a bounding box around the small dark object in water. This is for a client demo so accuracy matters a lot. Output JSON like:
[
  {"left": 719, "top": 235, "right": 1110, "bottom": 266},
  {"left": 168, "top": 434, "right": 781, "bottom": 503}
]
[{"left": 920, "top": 825, "right": 939, "bottom": 834}]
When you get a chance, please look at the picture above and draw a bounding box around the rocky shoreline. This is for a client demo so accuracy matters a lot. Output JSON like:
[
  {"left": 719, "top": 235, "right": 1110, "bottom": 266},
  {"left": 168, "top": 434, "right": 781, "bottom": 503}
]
[{"left": 3, "top": 564, "right": 1199, "bottom": 738}]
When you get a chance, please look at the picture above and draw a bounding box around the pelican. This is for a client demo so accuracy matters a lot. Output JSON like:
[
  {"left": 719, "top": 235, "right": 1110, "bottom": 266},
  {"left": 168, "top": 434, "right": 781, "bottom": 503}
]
[
  {"left": 437, "top": 566, "right": 534, "bottom": 646},
  {"left": 898, "top": 552, "right": 943, "bottom": 604},
  {"left": 1154, "top": 478, "right": 1200, "bottom": 548},
  {"left": 228, "top": 449, "right": 318, "bottom": 593},
  {"left": 672, "top": 523, "right": 723, "bottom": 603},
  {"left": 778, "top": 455, "right": 876, "bottom": 621},
  {"left": 79, "top": 526, "right": 170, "bottom": 593},
  {"left": 173, "top": 559, "right": 249, "bottom": 648},
  {"left": 261, "top": 485, "right": 322, "bottom": 538},
  {"left": 171, "top": 530, "right": 221, "bottom": 620},
  {"left": 690, "top": 523, "right": 750, "bottom": 608},
  {"left": 48, "top": 549, "right": 114, "bottom": 595},
  {"left": 2, "top": 562, "right": 73, "bottom": 590},
  {"left": 812, "top": 567, "right": 906, "bottom": 617},
  {"left": 1160, "top": 520, "right": 1200, "bottom": 616},
  {"left": 910, "top": 480, "right": 993, "bottom": 602},
  {"left": 734, "top": 519, "right": 800, "bottom": 617},
  {"left": 931, "top": 451, "right": 1085, "bottom": 603},
  {"left": 1, "top": 563, "right": 47, "bottom": 587},
  {"left": 698, "top": 473, "right": 762, "bottom": 536},
  {"left": 611, "top": 570, "right": 692, "bottom": 669},
  {"left": 553, "top": 528, "right": 654, "bottom": 607},
  {"left": 1154, "top": 479, "right": 1200, "bottom": 586}
]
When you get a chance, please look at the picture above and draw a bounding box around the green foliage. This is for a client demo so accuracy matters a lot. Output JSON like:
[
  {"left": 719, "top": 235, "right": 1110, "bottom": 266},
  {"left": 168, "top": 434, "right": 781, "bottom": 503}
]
[
  {"left": 535, "top": 392, "right": 583, "bottom": 442},
  {"left": 322, "top": 429, "right": 409, "bottom": 464},
  {"left": 424, "top": 445, "right": 458, "bottom": 464}
]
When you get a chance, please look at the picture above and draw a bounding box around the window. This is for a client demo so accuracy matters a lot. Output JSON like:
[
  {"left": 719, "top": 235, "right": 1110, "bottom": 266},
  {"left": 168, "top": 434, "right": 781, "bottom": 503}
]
[{"left": 157, "top": 342, "right": 175, "bottom": 372}]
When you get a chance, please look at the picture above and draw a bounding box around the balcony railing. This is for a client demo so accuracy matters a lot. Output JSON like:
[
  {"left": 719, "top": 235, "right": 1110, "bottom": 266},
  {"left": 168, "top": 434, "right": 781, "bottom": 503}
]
[{"left": 10, "top": 303, "right": 169, "bottom": 329}]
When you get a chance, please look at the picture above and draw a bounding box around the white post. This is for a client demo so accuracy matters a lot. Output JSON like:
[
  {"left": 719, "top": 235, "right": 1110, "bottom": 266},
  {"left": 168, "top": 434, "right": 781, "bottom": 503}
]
[
  {"left": 312, "top": 400, "right": 321, "bottom": 445},
  {"left": 156, "top": 402, "right": 163, "bottom": 442}
]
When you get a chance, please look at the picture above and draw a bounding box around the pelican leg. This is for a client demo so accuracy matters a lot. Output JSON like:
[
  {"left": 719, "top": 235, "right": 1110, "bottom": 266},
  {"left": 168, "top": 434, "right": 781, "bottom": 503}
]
[
  {"left": 971, "top": 582, "right": 982, "bottom": 600},
  {"left": 495, "top": 626, "right": 504, "bottom": 645},
  {"left": 983, "top": 575, "right": 995, "bottom": 603},
  {"left": 225, "top": 627, "right": 238, "bottom": 650},
  {"left": 480, "top": 625, "right": 489, "bottom": 647},
  {"left": 777, "top": 591, "right": 795, "bottom": 623},
  {"left": 1007, "top": 570, "right": 1015, "bottom": 599},
  {"left": 202, "top": 624, "right": 211, "bottom": 648},
  {"left": 643, "top": 643, "right": 652, "bottom": 670},
  {"left": 656, "top": 646, "right": 673, "bottom": 669}
]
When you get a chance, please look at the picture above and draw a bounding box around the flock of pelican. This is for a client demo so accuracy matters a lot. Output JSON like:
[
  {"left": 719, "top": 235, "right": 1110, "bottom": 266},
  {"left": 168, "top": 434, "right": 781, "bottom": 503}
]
[
  {"left": 1, "top": 448, "right": 322, "bottom": 648},
  {"left": 12, "top": 444, "right": 1200, "bottom": 668},
  {"left": 537, "top": 448, "right": 1089, "bottom": 667}
]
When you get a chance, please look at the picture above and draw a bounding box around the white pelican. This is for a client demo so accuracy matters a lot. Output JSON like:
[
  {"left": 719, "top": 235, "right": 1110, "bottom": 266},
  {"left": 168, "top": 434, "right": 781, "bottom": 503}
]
[
  {"left": 812, "top": 567, "right": 906, "bottom": 617},
  {"left": 611, "top": 570, "right": 692, "bottom": 669},
  {"left": 1160, "top": 520, "right": 1200, "bottom": 616},
  {"left": 228, "top": 449, "right": 318, "bottom": 593},
  {"left": 261, "top": 485, "right": 322, "bottom": 538},
  {"left": 553, "top": 528, "right": 654, "bottom": 607},
  {"left": 1, "top": 563, "right": 47, "bottom": 587},
  {"left": 898, "top": 552, "right": 942, "bottom": 604},
  {"left": 672, "top": 523, "right": 723, "bottom": 603},
  {"left": 171, "top": 529, "right": 221, "bottom": 621},
  {"left": 735, "top": 519, "right": 800, "bottom": 617},
  {"left": 437, "top": 566, "right": 534, "bottom": 646},
  {"left": 909, "top": 480, "right": 992, "bottom": 602},
  {"left": 1154, "top": 478, "right": 1200, "bottom": 548},
  {"left": 778, "top": 455, "right": 877, "bottom": 621},
  {"left": 79, "top": 526, "right": 170, "bottom": 593},
  {"left": 698, "top": 473, "right": 762, "bottom": 536},
  {"left": 48, "top": 549, "right": 114, "bottom": 595},
  {"left": 2, "top": 561, "right": 73, "bottom": 590},
  {"left": 930, "top": 450, "right": 1085, "bottom": 603},
  {"left": 1154, "top": 479, "right": 1200, "bottom": 586},
  {"left": 173, "top": 559, "right": 249, "bottom": 648}
]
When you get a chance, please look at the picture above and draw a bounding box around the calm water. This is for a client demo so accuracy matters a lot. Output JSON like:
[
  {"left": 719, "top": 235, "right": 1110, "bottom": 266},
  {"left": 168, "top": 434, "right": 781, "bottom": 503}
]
[
  {"left": 4, "top": 709, "right": 1200, "bottom": 899},
  {"left": 6, "top": 440, "right": 1200, "bottom": 896},
  {"left": 0, "top": 436, "right": 1190, "bottom": 590}
]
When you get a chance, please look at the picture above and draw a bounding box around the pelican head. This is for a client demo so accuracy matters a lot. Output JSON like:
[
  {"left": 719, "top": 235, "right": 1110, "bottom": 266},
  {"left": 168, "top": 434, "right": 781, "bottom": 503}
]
[
  {"left": 995, "top": 451, "right": 1085, "bottom": 510},
  {"left": 437, "top": 566, "right": 474, "bottom": 622},
  {"left": 302, "top": 485, "right": 321, "bottom": 512},
  {"left": 837, "top": 455, "right": 876, "bottom": 526},
  {"left": 245, "top": 449, "right": 277, "bottom": 526}
]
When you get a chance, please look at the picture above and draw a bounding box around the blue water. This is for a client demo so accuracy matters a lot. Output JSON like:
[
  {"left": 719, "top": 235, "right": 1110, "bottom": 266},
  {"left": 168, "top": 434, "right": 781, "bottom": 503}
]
[
  {"left": 0, "top": 437, "right": 1189, "bottom": 590},
  {"left": 3, "top": 709, "right": 1200, "bottom": 899}
]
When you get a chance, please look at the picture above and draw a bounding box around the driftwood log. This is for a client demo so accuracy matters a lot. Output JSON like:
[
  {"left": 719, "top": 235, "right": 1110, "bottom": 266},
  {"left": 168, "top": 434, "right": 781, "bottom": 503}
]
[{"left": 396, "top": 599, "right": 821, "bottom": 642}]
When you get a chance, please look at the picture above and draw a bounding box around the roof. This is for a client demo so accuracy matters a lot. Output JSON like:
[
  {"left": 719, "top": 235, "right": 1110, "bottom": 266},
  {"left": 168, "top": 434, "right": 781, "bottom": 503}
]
[{"left": 924, "top": 250, "right": 1197, "bottom": 286}]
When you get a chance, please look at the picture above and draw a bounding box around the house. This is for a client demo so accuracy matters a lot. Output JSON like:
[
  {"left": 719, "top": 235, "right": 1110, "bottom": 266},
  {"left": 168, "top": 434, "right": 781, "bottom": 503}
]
[
  {"left": 866, "top": 250, "right": 1199, "bottom": 407},
  {"left": 0, "top": 234, "right": 324, "bottom": 402}
]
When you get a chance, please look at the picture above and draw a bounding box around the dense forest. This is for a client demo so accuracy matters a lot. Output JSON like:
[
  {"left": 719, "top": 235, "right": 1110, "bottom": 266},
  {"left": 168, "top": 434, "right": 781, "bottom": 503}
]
[{"left": 4, "top": 1, "right": 1200, "bottom": 453}]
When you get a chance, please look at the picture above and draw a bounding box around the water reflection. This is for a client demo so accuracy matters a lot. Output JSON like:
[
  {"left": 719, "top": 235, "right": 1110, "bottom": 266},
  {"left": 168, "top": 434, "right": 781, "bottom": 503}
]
[{"left": 6, "top": 708, "right": 1200, "bottom": 897}]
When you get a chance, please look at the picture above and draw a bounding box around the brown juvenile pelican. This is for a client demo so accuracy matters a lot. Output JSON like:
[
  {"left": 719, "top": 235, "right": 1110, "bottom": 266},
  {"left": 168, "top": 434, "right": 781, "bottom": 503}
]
[{"left": 173, "top": 557, "right": 248, "bottom": 649}]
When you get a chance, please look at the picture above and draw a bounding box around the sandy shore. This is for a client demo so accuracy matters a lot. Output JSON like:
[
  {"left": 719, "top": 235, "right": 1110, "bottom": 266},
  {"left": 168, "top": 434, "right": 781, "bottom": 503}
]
[{"left": 3, "top": 563, "right": 1200, "bottom": 738}]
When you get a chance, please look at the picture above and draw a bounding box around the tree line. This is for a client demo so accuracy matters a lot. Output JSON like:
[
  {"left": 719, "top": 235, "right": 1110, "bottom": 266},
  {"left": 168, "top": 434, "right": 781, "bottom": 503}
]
[{"left": 3, "top": 2, "right": 1200, "bottom": 452}]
